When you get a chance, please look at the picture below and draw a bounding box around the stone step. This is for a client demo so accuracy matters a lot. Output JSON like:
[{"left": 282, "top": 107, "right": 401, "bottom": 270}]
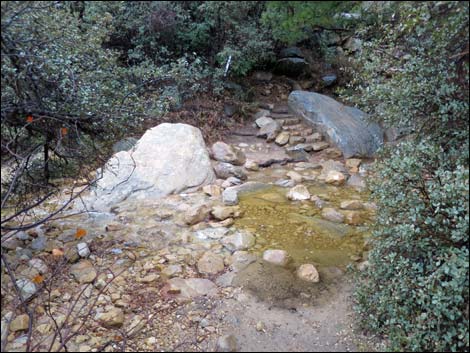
[
  {"left": 272, "top": 105, "right": 289, "bottom": 114},
  {"left": 282, "top": 124, "right": 304, "bottom": 131},
  {"left": 282, "top": 118, "right": 301, "bottom": 126},
  {"left": 269, "top": 113, "right": 294, "bottom": 119}
]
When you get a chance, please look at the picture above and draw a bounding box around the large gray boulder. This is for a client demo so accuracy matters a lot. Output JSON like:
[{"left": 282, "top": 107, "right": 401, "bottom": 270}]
[
  {"left": 288, "top": 91, "right": 383, "bottom": 158},
  {"left": 89, "top": 123, "right": 215, "bottom": 211}
]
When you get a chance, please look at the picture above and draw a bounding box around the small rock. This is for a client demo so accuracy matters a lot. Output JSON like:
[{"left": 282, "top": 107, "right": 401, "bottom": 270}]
[
  {"left": 257, "top": 121, "right": 281, "bottom": 142},
  {"left": 222, "top": 188, "right": 238, "bottom": 206},
  {"left": 263, "top": 249, "right": 290, "bottom": 266},
  {"left": 357, "top": 260, "right": 370, "bottom": 271},
  {"left": 275, "top": 179, "right": 295, "bottom": 188},
  {"left": 70, "top": 260, "right": 97, "bottom": 284},
  {"left": 217, "top": 334, "right": 238, "bottom": 352},
  {"left": 275, "top": 132, "right": 290, "bottom": 146},
  {"left": 256, "top": 321, "right": 265, "bottom": 332},
  {"left": 343, "top": 211, "right": 364, "bottom": 225},
  {"left": 255, "top": 116, "right": 274, "bottom": 128},
  {"left": 347, "top": 174, "right": 366, "bottom": 191},
  {"left": 211, "top": 206, "right": 240, "bottom": 221},
  {"left": 297, "top": 264, "right": 320, "bottom": 283},
  {"left": 95, "top": 307, "right": 124, "bottom": 328},
  {"left": 287, "top": 185, "right": 311, "bottom": 201},
  {"left": 222, "top": 176, "right": 242, "bottom": 188},
  {"left": 286, "top": 171, "right": 303, "bottom": 183},
  {"left": 244, "top": 160, "right": 259, "bottom": 171},
  {"left": 322, "top": 74, "right": 337, "bottom": 87},
  {"left": 203, "top": 184, "right": 222, "bottom": 197},
  {"left": 325, "top": 170, "right": 346, "bottom": 186},
  {"left": 222, "top": 230, "right": 255, "bottom": 251},
  {"left": 324, "top": 147, "right": 343, "bottom": 159},
  {"left": 321, "top": 208, "right": 345, "bottom": 223},
  {"left": 197, "top": 252, "right": 225, "bottom": 274},
  {"left": 289, "top": 136, "right": 305, "bottom": 145},
  {"left": 214, "top": 162, "right": 247, "bottom": 180},
  {"left": 138, "top": 273, "right": 159, "bottom": 283},
  {"left": 310, "top": 195, "right": 326, "bottom": 209},
  {"left": 312, "top": 141, "right": 330, "bottom": 151},
  {"left": 15, "top": 279, "right": 36, "bottom": 300},
  {"left": 211, "top": 141, "right": 246, "bottom": 166},
  {"left": 340, "top": 200, "right": 364, "bottom": 210},
  {"left": 28, "top": 258, "right": 48, "bottom": 274},
  {"left": 9, "top": 314, "right": 29, "bottom": 332},
  {"left": 77, "top": 243, "right": 90, "bottom": 258},
  {"left": 345, "top": 158, "right": 362, "bottom": 171},
  {"left": 30, "top": 235, "right": 47, "bottom": 251},
  {"left": 184, "top": 204, "right": 211, "bottom": 225},
  {"left": 305, "top": 132, "right": 323, "bottom": 143},
  {"left": 254, "top": 109, "right": 270, "bottom": 120},
  {"left": 161, "top": 264, "right": 183, "bottom": 278}
]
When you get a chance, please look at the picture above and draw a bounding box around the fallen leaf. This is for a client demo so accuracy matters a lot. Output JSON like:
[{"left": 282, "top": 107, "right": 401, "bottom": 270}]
[
  {"left": 61, "top": 127, "right": 68, "bottom": 136},
  {"left": 32, "top": 274, "right": 44, "bottom": 284},
  {"left": 26, "top": 115, "right": 34, "bottom": 123},
  {"left": 75, "top": 228, "right": 87, "bottom": 239}
]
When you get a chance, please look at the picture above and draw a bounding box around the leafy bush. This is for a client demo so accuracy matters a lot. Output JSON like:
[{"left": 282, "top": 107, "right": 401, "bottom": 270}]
[{"left": 342, "top": 2, "right": 469, "bottom": 351}]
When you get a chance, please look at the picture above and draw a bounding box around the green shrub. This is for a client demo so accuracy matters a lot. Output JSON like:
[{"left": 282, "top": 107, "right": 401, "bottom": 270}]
[{"left": 341, "top": 2, "right": 469, "bottom": 351}]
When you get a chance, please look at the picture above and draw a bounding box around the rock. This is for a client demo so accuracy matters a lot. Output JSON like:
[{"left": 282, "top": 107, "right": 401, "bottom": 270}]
[
  {"left": 211, "top": 206, "right": 240, "bottom": 221},
  {"left": 347, "top": 174, "right": 367, "bottom": 191},
  {"left": 320, "top": 160, "right": 348, "bottom": 178},
  {"left": 289, "top": 136, "right": 305, "bottom": 145},
  {"left": 287, "top": 185, "right": 311, "bottom": 201},
  {"left": 211, "top": 142, "right": 246, "bottom": 166},
  {"left": 222, "top": 176, "right": 242, "bottom": 188},
  {"left": 256, "top": 321, "right": 265, "bottom": 332},
  {"left": 322, "top": 74, "right": 337, "bottom": 87},
  {"left": 202, "top": 184, "right": 222, "bottom": 197},
  {"left": 257, "top": 121, "right": 281, "bottom": 142},
  {"left": 286, "top": 171, "right": 303, "bottom": 183},
  {"left": 324, "top": 147, "right": 343, "bottom": 159},
  {"left": 222, "top": 188, "right": 238, "bottom": 206},
  {"left": 223, "top": 182, "right": 270, "bottom": 205},
  {"left": 28, "top": 258, "right": 48, "bottom": 274},
  {"left": 9, "top": 315, "right": 29, "bottom": 332},
  {"left": 288, "top": 91, "right": 383, "bottom": 158},
  {"left": 343, "top": 211, "right": 364, "bottom": 225},
  {"left": 229, "top": 251, "right": 257, "bottom": 272},
  {"left": 275, "top": 132, "right": 290, "bottom": 146},
  {"left": 217, "top": 334, "right": 238, "bottom": 352},
  {"left": 222, "top": 230, "right": 255, "bottom": 251},
  {"left": 197, "top": 252, "right": 225, "bottom": 274},
  {"left": 297, "top": 264, "right": 320, "bottom": 283},
  {"left": 286, "top": 143, "right": 313, "bottom": 153},
  {"left": 345, "top": 158, "right": 362, "bottom": 171},
  {"left": 70, "top": 260, "right": 96, "bottom": 284},
  {"left": 167, "top": 278, "right": 218, "bottom": 299},
  {"left": 214, "top": 162, "right": 247, "bottom": 180},
  {"left": 312, "top": 141, "right": 330, "bottom": 151},
  {"left": 112, "top": 137, "right": 138, "bottom": 153},
  {"left": 275, "top": 58, "right": 309, "bottom": 77},
  {"left": 279, "top": 47, "right": 304, "bottom": 58},
  {"left": 305, "top": 132, "right": 323, "bottom": 143},
  {"left": 310, "top": 195, "right": 326, "bottom": 209},
  {"left": 340, "top": 200, "right": 364, "bottom": 210},
  {"left": 161, "top": 264, "right": 183, "bottom": 278},
  {"left": 263, "top": 249, "right": 290, "bottom": 266},
  {"left": 77, "top": 243, "right": 90, "bottom": 258},
  {"left": 88, "top": 124, "right": 215, "bottom": 211},
  {"left": 254, "top": 109, "right": 270, "bottom": 120},
  {"left": 325, "top": 170, "right": 346, "bottom": 186},
  {"left": 138, "top": 273, "right": 159, "bottom": 283},
  {"left": 275, "top": 179, "right": 295, "bottom": 188},
  {"left": 184, "top": 204, "right": 211, "bottom": 225},
  {"left": 244, "top": 160, "right": 259, "bottom": 171},
  {"left": 255, "top": 116, "right": 275, "bottom": 128},
  {"left": 95, "top": 307, "right": 124, "bottom": 328},
  {"left": 15, "top": 279, "right": 36, "bottom": 300},
  {"left": 321, "top": 208, "right": 345, "bottom": 223},
  {"left": 253, "top": 71, "right": 273, "bottom": 82},
  {"left": 357, "top": 260, "right": 370, "bottom": 271},
  {"left": 31, "top": 235, "right": 47, "bottom": 251}
]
